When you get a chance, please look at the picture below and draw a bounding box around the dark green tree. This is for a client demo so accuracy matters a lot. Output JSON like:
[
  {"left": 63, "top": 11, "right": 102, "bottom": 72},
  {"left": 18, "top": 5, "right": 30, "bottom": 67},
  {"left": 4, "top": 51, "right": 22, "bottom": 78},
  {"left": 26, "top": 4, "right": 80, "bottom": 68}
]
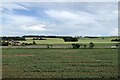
[
  {"left": 72, "top": 43, "right": 80, "bottom": 49},
  {"left": 47, "top": 44, "right": 49, "bottom": 48},
  {"left": 89, "top": 42, "right": 94, "bottom": 49},
  {"left": 33, "top": 41, "right": 36, "bottom": 44},
  {"left": 83, "top": 44, "right": 87, "bottom": 48}
]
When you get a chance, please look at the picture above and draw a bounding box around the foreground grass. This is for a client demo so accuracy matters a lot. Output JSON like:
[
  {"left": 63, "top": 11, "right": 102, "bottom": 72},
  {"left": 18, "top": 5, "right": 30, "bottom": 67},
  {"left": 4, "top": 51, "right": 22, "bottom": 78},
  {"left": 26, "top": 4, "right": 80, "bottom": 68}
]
[{"left": 2, "top": 48, "right": 118, "bottom": 78}]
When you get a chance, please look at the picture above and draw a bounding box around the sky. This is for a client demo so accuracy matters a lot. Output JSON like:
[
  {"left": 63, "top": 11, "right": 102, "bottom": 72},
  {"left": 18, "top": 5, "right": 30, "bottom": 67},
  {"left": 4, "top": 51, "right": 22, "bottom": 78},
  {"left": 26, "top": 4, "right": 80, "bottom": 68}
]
[{"left": 1, "top": 2, "right": 118, "bottom": 36}]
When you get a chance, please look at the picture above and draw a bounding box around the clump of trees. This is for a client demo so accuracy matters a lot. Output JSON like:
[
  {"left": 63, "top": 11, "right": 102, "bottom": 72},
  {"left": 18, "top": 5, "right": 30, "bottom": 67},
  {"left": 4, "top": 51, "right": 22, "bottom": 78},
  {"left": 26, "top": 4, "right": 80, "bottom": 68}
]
[
  {"left": 2, "top": 37, "right": 26, "bottom": 41},
  {"left": 115, "top": 43, "right": 120, "bottom": 48},
  {"left": 84, "top": 36, "right": 99, "bottom": 38},
  {"left": 89, "top": 42, "right": 94, "bottom": 49},
  {"left": 71, "top": 42, "right": 94, "bottom": 49},
  {"left": 72, "top": 43, "right": 80, "bottom": 49},
  {"left": 111, "top": 38, "right": 120, "bottom": 42},
  {"left": 33, "top": 37, "right": 47, "bottom": 40},
  {"left": 1, "top": 41, "right": 9, "bottom": 46},
  {"left": 21, "top": 43, "right": 33, "bottom": 46},
  {"left": 33, "top": 41, "right": 37, "bottom": 44},
  {"left": 47, "top": 44, "right": 53, "bottom": 48},
  {"left": 63, "top": 37, "right": 78, "bottom": 42},
  {"left": 21, "top": 41, "right": 37, "bottom": 46},
  {"left": 83, "top": 44, "right": 87, "bottom": 48}
]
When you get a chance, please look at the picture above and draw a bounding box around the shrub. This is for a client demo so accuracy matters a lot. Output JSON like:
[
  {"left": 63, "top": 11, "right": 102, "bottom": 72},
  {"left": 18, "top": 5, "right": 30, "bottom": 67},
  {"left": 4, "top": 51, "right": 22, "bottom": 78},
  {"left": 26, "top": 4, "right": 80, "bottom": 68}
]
[
  {"left": 47, "top": 44, "right": 53, "bottom": 48},
  {"left": 116, "top": 43, "right": 120, "bottom": 48},
  {"left": 2, "top": 41, "right": 9, "bottom": 46},
  {"left": 83, "top": 44, "right": 87, "bottom": 48},
  {"left": 72, "top": 43, "right": 80, "bottom": 49},
  {"left": 33, "top": 41, "right": 37, "bottom": 44},
  {"left": 21, "top": 42, "right": 25, "bottom": 46},
  {"left": 47, "top": 44, "right": 50, "bottom": 48},
  {"left": 28, "top": 43, "right": 33, "bottom": 45},
  {"left": 111, "top": 38, "right": 120, "bottom": 42},
  {"left": 25, "top": 43, "right": 28, "bottom": 45},
  {"left": 50, "top": 45, "right": 53, "bottom": 48},
  {"left": 89, "top": 42, "right": 94, "bottom": 49}
]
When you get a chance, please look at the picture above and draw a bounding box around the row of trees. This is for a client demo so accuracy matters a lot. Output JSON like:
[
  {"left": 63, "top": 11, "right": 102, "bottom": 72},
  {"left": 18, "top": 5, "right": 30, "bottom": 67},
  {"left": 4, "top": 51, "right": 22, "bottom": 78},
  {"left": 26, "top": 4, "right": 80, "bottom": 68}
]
[
  {"left": 72, "top": 42, "right": 94, "bottom": 49},
  {"left": 20, "top": 41, "right": 37, "bottom": 46},
  {"left": 46, "top": 42, "right": 94, "bottom": 49},
  {"left": 2, "top": 37, "right": 26, "bottom": 41},
  {"left": 33, "top": 37, "right": 47, "bottom": 40},
  {"left": 111, "top": 38, "right": 120, "bottom": 42},
  {"left": 63, "top": 37, "right": 78, "bottom": 42}
]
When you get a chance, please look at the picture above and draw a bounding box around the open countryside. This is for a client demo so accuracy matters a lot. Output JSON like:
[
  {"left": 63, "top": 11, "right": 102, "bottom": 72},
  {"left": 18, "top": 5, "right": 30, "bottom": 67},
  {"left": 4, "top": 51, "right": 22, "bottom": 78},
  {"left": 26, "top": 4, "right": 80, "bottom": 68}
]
[
  {"left": 2, "top": 36, "right": 119, "bottom": 78},
  {"left": 1, "top": 2, "right": 119, "bottom": 79}
]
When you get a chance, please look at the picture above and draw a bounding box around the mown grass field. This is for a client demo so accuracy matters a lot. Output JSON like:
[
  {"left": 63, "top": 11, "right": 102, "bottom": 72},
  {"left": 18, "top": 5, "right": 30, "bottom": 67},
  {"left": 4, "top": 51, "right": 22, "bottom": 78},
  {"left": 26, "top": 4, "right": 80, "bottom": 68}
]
[{"left": 2, "top": 48, "right": 118, "bottom": 78}]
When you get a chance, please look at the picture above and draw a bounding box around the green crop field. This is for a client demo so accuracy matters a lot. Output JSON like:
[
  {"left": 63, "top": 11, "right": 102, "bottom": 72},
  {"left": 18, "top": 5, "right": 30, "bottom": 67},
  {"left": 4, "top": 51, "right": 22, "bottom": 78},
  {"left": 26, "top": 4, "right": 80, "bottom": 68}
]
[{"left": 2, "top": 48, "right": 118, "bottom": 78}]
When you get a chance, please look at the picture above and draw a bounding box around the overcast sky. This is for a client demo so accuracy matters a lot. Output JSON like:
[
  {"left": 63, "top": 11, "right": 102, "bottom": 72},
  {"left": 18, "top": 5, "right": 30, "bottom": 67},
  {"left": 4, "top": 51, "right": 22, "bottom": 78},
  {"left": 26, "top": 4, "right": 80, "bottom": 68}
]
[{"left": 1, "top": 2, "right": 118, "bottom": 36}]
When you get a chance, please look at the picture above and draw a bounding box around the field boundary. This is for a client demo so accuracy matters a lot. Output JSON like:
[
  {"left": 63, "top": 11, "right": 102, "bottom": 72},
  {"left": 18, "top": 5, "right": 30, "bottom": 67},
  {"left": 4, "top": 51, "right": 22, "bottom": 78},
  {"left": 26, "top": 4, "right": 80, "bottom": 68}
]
[
  {"left": 1, "top": 78, "right": 120, "bottom": 80},
  {"left": 1, "top": 46, "right": 119, "bottom": 49}
]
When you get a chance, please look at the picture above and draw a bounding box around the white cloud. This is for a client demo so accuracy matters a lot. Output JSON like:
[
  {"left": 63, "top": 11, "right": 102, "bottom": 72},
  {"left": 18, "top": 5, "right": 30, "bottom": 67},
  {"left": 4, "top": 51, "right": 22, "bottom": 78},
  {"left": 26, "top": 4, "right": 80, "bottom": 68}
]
[
  {"left": 44, "top": 8, "right": 118, "bottom": 36},
  {"left": 45, "top": 10, "right": 79, "bottom": 20},
  {"left": 22, "top": 24, "right": 46, "bottom": 31},
  {"left": 45, "top": 10, "right": 96, "bottom": 24},
  {"left": 2, "top": 14, "right": 49, "bottom": 35},
  {"left": 6, "top": 14, "right": 38, "bottom": 25},
  {"left": 2, "top": 10, "right": 46, "bottom": 33},
  {"left": 2, "top": 2, "right": 30, "bottom": 12},
  {"left": 0, "top": 2, "right": 2, "bottom": 8},
  {"left": 2, "top": 2, "right": 118, "bottom": 36}
]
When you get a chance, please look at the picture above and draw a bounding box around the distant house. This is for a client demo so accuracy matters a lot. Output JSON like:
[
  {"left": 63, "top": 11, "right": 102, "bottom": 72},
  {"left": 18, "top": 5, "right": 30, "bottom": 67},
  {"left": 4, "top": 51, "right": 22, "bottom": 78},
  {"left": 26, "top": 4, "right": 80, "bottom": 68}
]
[
  {"left": 9, "top": 40, "right": 21, "bottom": 46},
  {"left": 13, "top": 41, "right": 21, "bottom": 46}
]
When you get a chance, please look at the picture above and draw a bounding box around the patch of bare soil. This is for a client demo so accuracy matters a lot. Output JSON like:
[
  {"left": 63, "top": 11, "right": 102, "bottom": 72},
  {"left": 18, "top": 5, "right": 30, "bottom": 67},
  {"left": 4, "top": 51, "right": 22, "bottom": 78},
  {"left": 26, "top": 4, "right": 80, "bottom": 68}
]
[
  {"left": 2, "top": 54, "right": 34, "bottom": 58},
  {"left": 2, "top": 55, "right": 14, "bottom": 58},
  {"left": 15, "top": 54, "right": 34, "bottom": 57}
]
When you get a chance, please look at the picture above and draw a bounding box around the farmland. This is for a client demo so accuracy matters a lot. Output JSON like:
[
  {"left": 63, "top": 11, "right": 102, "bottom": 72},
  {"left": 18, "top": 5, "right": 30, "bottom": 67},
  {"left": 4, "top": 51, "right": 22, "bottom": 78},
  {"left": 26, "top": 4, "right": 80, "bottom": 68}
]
[
  {"left": 20, "top": 37, "right": 116, "bottom": 44},
  {"left": 2, "top": 48, "right": 118, "bottom": 78},
  {"left": 2, "top": 37, "right": 119, "bottom": 78},
  {"left": 18, "top": 37, "right": 118, "bottom": 48}
]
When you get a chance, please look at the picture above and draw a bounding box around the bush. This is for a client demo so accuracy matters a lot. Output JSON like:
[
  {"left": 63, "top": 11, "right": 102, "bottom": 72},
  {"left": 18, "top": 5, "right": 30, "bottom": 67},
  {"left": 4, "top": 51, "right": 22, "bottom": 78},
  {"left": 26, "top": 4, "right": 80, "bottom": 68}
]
[
  {"left": 111, "top": 38, "right": 120, "bottom": 42},
  {"left": 47, "top": 44, "right": 50, "bottom": 48},
  {"left": 28, "top": 43, "right": 33, "bottom": 45},
  {"left": 116, "top": 43, "right": 120, "bottom": 48},
  {"left": 47, "top": 44, "right": 53, "bottom": 48},
  {"left": 33, "top": 41, "right": 37, "bottom": 44},
  {"left": 21, "top": 42, "right": 33, "bottom": 46},
  {"left": 83, "top": 44, "right": 87, "bottom": 48},
  {"left": 21, "top": 42, "right": 25, "bottom": 46},
  {"left": 25, "top": 43, "right": 28, "bottom": 45},
  {"left": 2, "top": 41, "right": 9, "bottom": 46},
  {"left": 50, "top": 45, "right": 53, "bottom": 48},
  {"left": 72, "top": 43, "right": 80, "bottom": 49},
  {"left": 89, "top": 42, "right": 94, "bottom": 49}
]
